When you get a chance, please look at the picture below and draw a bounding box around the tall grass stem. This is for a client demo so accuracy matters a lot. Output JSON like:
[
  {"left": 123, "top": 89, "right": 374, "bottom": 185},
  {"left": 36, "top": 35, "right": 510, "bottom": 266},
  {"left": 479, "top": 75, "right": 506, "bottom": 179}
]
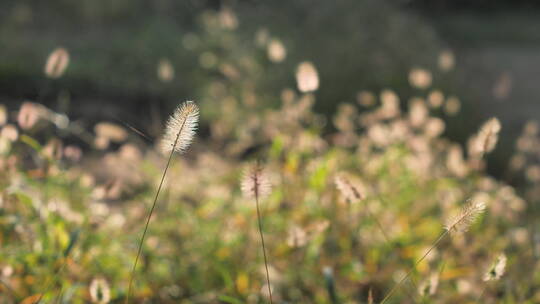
[
  {"left": 255, "top": 193, "right": 273, "bottom": 304},
  {"left": 380, "top": 230, "right": 448, "bottom": 304},
  {"left": 125, "top": 118, "right": 186, "bottom": 304}
]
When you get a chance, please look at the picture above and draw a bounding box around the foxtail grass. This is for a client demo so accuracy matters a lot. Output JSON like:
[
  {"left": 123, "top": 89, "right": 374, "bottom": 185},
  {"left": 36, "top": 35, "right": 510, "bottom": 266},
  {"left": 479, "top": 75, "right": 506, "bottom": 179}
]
[
  {"left": 335, "top": 174, "right": 391, "bottom": 242},
  {"left": 125, "top": 101, "right": 198, "bottom": 304},
  {"left": 380, "top": 200, "right": 485, "bottom": 304},
  {"left": 241, "top": 162, "right": 273, "bottom": 303},
  {"left": 334, "top": 173, "right": 418, "bottom": 302},
  {"left": 476, "top": 253, "right": 507, "bottom": 302}
]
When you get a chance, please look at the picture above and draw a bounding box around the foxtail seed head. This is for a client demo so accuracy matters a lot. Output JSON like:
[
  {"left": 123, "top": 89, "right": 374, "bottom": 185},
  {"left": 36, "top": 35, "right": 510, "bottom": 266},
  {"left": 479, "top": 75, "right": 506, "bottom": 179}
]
[
  {"left": 444, "top": 200, "right": 486, "bottom": 234},
  {"left": 89, "top": 277, "right": 111, "bottom": 304},
  {"left": 334, "top": 173, "right": 364, "bottom": 203},
  {"left": 161, "top": 101, "right": 199, "bottom": 154},
  {"left": 45, "top": 48, "right": 70, "bottom": 79},
  {"left": 483, "top": 253, "right": 507, "bottom": 281},
  {"left": 241, "top": 163, "right": 271, "bottom": 200},
  {"left": 469, "top": 117, "right": 501, "bottom": 158}
]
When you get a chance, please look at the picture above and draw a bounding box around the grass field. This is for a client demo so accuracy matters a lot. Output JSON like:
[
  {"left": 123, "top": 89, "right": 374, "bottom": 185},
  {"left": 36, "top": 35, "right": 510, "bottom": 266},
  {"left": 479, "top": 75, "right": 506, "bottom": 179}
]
[{"left": 1, "top": 5, "right": 540, "bottom": 304}]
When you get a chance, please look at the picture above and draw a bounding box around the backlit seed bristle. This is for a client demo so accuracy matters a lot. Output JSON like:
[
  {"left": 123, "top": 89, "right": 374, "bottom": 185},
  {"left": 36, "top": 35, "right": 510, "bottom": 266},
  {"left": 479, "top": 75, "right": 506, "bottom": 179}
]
[
  {"left": 470, "top": 117, "right": 501, "bottom": 157},
  {"left": 89, "top": 277, "right": 111, "bottom": 304},
  {"left": 241, "top": 163, "right": 272, "bottom": 200},
  {"left": 444, "top": 200, "right": 486, "bottom": 234},
  {"left": 45, "top": 47, "right": 70, "bottom": 79},
  {"left": 157, "top": 58, "right": 175, "bottom": 83},
  {"left": 418, "top": 272, "right": 439, "bottom": 296},
  {"left": 483, "top": 253, "right": 507, "bottom": 281},
  {"left": 267, "top": 39, "right": 287, "bottom": 63},
  {"left": 334, "top": 173, "right": 364, "bottom": 202},
  {"left": 161, "top": 101, "right": 199, "bottom": 154},
  {"left": 296, "top": 61, "right": 319, "bottom": 93}
]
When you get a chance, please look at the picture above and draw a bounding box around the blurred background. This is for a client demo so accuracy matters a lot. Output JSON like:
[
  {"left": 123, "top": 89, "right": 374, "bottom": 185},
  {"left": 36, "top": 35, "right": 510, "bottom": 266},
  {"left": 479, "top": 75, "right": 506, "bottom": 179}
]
[
  {"left": 1, "top": 0, "right": 539, "bottom": 178},
  {"left": 1, "top": 1, "right": 540, "bottom": 303}
]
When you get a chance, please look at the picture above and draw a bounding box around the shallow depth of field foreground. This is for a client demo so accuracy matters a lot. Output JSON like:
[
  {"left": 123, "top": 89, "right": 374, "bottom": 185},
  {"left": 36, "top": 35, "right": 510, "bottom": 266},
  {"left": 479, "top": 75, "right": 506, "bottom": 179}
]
[{"left": 1, "top": 1, "right": 540, "bottom": 304}]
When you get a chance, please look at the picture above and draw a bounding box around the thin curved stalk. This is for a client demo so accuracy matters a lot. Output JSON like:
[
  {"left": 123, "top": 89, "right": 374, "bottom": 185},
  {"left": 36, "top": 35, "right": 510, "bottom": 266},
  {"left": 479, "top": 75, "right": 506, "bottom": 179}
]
[
  {"left": 374, "top": 195, "right": 420, "bottom": 298},
  {"left": 380, "top": 230, "right": 448, "bottom": 304},
  {"left": 125, "top": 118, "right": 186, "bottom": 304},
  {"left": 255, "top": 193, "right": 274, "bottom": 304},
  {"left": 362, "top": 197, "right": 418, "bottom": 303}
]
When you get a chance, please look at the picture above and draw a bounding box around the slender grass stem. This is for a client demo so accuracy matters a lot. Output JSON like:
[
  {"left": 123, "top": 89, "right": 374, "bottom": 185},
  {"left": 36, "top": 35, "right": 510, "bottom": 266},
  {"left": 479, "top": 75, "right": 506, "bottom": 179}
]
[
  {"left": 475, "top": 285, "right": 487, "bottom": 303},
  {"left": 363, "top": 200, "right": 418, "bottom": 303},
  {"left": 125, "top": 118, "right": 186, "bottom": 304},
  {"left": 364, "top": 205, "right": 391, "bottom": 245},
  {"left": 380, "top": 230, "right": 448, "bottom": 304},
  {"left": 381, "top": 199, "right": 485, "bottom": 303},
  {"left": 376, "top": 195, "right": 421, "bottom": 295},
  {"left": 255, "top": 193, "right": 273, "bottom": 304}
]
